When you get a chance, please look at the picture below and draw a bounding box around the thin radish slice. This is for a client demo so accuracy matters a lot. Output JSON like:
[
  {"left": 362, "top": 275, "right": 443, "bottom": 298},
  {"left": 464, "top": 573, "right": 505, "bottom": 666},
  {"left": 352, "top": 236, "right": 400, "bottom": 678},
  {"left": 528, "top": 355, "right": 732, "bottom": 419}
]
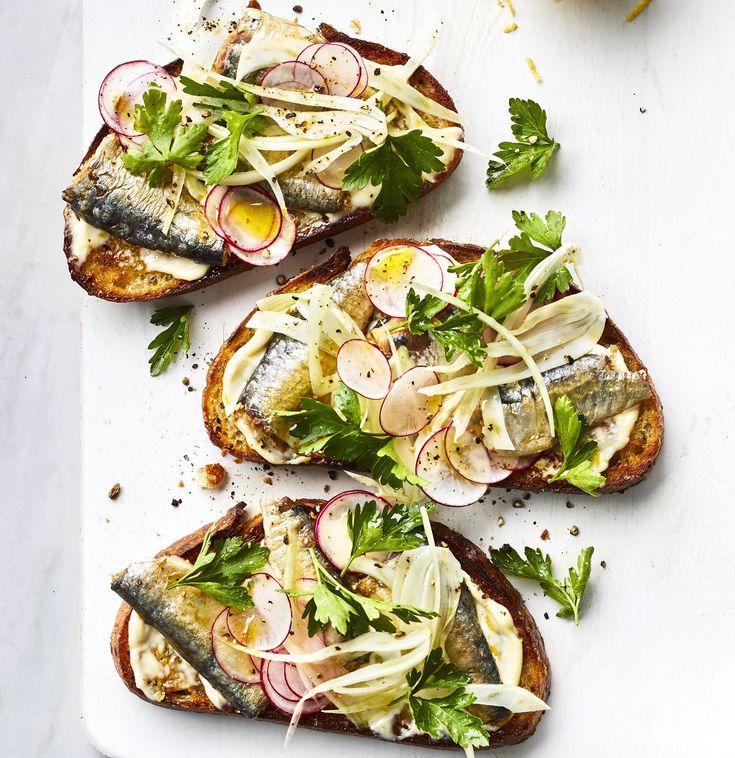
[
  {"left": 350, "top": 56, "right": 369, "bottom": 98},
  {"left": 226, "top": 573, "right": 292, "bottom": 651},
  {"left": 218, "top": 186, "right": 282, "bottom": 253},
  {"left": 379, "top": 366, "right": 441, "bottom": 437},
  {"left": 315, "top": 490, "right": 391, "bottom": 571},
  {"left": 99, "top": 61, "right": 176, "bottom": 137},
  {"left": 337, "top": 340, "right": 391, "bottom": 400},
  {"left": 313, "top": 143, "right": 364, "bottom": 190},
  {"left": 296, "top": 43, "right": 324, "bottom": 67},
  {"left": 416, "top": 428, "right": 488, "bottom": 507},
  {"left": 118, "top": 133, "right": 146, "bottom": 149},
  {"left": 445, "top": 425, "right": 513, "bottom": 485},
  {"left": 259, "top": 61, "right": 328, "bottom": 107},
  {"left": 228, "top": 211, "right": 296, "bottom": 266},
  {"left": 261, "top": 659, "right": 329, "bottom": 715},
  {"left": 211, "top": 608, "right": 261, "bottom": 684},
  {"left": 431, "top": 252, "right": 459, "bottom": 294},
  {"left": 204, "top": 185, "right": 229, "bottom": 238},
  {"left": 365, "top": 245, "right": 443, "bottom": 318},
  {"left": 492, "top": 453, "right": 539, "bottom": 472},
  {"left": 309, "top": 42, "right": 364, "bottom": 97}
]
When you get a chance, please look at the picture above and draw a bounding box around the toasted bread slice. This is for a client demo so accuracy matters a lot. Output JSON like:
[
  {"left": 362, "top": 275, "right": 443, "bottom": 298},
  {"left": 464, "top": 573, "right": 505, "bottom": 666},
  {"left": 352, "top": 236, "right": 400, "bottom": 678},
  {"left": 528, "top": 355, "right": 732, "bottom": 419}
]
[
  {"left": 63, "top": 8, "right": 462, "bottom": 302},
  {"left": 111, "top": 499, "right": 551, "bottom": 749},
  {"left": 203, "top": 239, "right": 664, "bottom": 494}
]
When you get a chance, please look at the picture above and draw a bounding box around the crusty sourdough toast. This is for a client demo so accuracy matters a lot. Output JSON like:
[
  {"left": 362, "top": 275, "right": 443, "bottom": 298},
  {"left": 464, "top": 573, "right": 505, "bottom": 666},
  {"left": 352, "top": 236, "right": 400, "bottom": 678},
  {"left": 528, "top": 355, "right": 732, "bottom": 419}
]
[
  {"left": 111, "top": 499, "right": 551, "bottom": 749},
  {"left": 63, "top": 5, "right": 463, "bottom": 302},
  {"left": 203, "top": 239, "right": 664, "bottom": 494}
]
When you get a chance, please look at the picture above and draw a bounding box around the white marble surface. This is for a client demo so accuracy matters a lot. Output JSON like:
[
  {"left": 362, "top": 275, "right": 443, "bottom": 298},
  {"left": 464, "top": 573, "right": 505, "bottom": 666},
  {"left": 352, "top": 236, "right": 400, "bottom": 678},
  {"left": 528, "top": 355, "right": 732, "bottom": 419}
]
[{"left": 2, "top": 0, "right": 735, "bottom": 756}]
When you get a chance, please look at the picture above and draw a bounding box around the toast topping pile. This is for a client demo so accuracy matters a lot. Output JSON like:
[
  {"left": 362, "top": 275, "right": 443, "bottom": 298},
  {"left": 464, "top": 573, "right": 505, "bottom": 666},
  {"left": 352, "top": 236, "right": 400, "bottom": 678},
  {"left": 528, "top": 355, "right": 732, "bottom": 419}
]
[
  {"left": 62, "top": 6, "right": 465, "bottom": 284},
  {"left": 221, "top": 212, "right": 651, "bottom": 502},
  {"left": 115, "top": 496, "right": 548, "bottom": 751}
]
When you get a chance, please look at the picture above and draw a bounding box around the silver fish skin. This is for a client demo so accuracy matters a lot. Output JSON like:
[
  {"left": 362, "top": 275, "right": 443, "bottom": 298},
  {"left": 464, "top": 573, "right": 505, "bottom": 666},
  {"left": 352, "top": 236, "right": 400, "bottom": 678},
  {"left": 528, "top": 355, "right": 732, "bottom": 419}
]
[
  {"left": 261, "top": 499, "right": 319, "bottom": 582},
  {"left": 62, "top": 135, "right": 225, "bottom": 265},
  {"left": 371, "top": 320, "right": 447, "bottom": 366},
  {"left": 500, "top": 354, "right": 651, "bottom": 455},
  {"left": 279, "top": 175, "right": 343, "bottom": 214},
  {"left": 111, "top": 555, "right": 267, "bottom": 716},
  {"left": 237, "top": 260, "right": 374, "bottom": 458},
  {"left": 445, "top": 584, "right": 506, "bottom": 724}
]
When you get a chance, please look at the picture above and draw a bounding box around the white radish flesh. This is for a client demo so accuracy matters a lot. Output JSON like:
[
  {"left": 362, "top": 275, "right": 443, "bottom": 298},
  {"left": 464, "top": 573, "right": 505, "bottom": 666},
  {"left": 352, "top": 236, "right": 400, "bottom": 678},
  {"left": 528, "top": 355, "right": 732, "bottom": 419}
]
[
  {"left": 416, "top": 428, "right": 488, "bottom": 507},
  {"left": 313, "top": 143, "right": 364, "bottom": 190},
  {"left": 445, "top": 425, "right": 513, "bottom": 485},
  {"left": 211, "top": 608, "right": 261, "bottom": 684},
  {"left": 309, "top": 42, "right": 365, "bottom": 97},
  {"left": 336, "top": 340, "right": 391, "bottom": 399},
  {"left": 379, "top": 366, "right": 441, "bottom": 437},
  {"left": 99, "top": 61, "right": 176, "bottom": 137},
  {"left": 314, "top": 490, "right": 391, "bottom": 571},
  {"left": 218, "top": 186, "right": 282, "bottom": 253},
  {"left": 226, "top": 573, "right": 292, "bottom": 651},
  {"left": 365, "top": 245, "right": 443, "bottom": 318},
  {"left": 259, "top": 61, "right": 328, "bottom": 107},
  {"left": 204, "top": 185, "right": 228, "bottom": 237}
]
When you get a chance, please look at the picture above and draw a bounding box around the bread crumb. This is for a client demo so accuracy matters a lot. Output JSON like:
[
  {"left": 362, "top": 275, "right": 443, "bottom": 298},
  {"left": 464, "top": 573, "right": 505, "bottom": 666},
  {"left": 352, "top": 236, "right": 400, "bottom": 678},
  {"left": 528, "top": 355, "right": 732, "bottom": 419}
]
[
  {"left": 196, "top": 463, "right": 227, "bottom": 489},
  {"left": 263, "top": 475, "right": 273, "bottom": 485},
  {"left": 349, "top": 19, "right": 362, "bottom": 35},
  {"left": 292, "top": 4, "right": 303, "bottom": 13},
  {"left": 569, "top": 525, "right": 580, "bottom": 536},
  {"left": 182, "top": 377, "right": 190, "bottom": 386},
  {"left": 497, "top": 516, "right": 505, "bottom": 527},
  {"left": 540, "top": 529, "right": 550, "bottom": 540},
  {"left": 512, "top": 499, "right": 524, "bottom": 509},
  {"left": 503, "top": 22, "right": 517, "bottom": 33},
  {"left": 178, "top": 480, "right": 184, "bottom": 488},
  {"left": 108, "top": 483, "right": 121, "bottom": 500},
  {"left": 525, "top": 57, "right": 542, "bottom": 83}
]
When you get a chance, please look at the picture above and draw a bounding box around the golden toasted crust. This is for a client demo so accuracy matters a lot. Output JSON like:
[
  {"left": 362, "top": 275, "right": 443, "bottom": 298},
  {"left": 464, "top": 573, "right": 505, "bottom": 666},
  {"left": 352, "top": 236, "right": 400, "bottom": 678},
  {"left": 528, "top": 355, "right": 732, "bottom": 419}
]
[
  {"left": 203, "top": 239, "right": 663, "bottom": 494},
  {"left": 63, "top": 20, "right": 463, "bottom": 302},
  {"left": 111, "top": 500, "right": 550, "bottom": 748}
]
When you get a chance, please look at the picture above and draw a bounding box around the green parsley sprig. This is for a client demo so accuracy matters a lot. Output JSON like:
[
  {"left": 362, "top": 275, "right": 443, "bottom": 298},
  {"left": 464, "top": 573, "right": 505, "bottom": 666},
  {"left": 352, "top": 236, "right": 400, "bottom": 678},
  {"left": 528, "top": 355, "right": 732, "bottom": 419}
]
[
  {"left": 179, "top": 75, "right": 258, "bottom": 107},
  {"left": 203, "top": 109, "right": 268, "bottom": 185},
  {"left": 279, "top": 384, "right": 426, "bottom": 490},
  {"left": 148, "top": 305, "right": 194, "bottom": 376},
  {"left": 497, "top": 210, "right": 572, "bottom": 302},
  {"left": 342, "top": 130, "right": 445, "bottom": 223},
  {"left": 405, "top": 247, "right": 527, "bottom": 366},
  {"left": 490, "top": 544, "right": 594, "bottom": 625},
  {"left": 343, "top": 500, "right": 433, "bottom": 575},
  {"left": 167, "top": 525, "right": 269, "bottom": 610},
  {"left": 486, "top": 98, "right": 559, "bottom": 189},
  {"left": 122, "top": 87, "right": 208, "bottom": 186},
  {"left": 292, "top": 551, "right": 437, "bottom": 638},
  {"left": 549, "top": 395, "right": 606, "bottom": 495},
  {"left": 406, "top": 648, "right": 489, "bottom": 750}
]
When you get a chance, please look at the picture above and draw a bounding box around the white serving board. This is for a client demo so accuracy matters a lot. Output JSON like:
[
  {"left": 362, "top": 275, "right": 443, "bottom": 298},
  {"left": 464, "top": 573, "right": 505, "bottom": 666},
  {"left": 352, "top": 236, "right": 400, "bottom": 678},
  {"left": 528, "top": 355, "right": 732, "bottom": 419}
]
[{"left": 81, "top": 1, "right": 734, "bottom": 756}]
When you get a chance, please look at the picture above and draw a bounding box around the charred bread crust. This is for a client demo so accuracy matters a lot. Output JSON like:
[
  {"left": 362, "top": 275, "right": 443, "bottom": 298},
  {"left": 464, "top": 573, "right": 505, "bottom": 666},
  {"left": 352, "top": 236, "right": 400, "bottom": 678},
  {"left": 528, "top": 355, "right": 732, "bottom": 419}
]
[
  {"left": 63, "top": 24, "right": 463, "bottom": 302},
  {"left": 111, "top": 499, "right": 550, "bottom": 748},
  {"left": 203, "top": 239, "right": 664, "bottom": 494}
]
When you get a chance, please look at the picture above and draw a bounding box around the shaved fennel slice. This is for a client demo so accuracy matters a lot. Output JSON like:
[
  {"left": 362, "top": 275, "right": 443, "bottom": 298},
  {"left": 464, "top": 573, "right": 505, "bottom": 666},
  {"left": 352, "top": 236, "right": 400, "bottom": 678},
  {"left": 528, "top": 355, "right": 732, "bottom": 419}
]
[
  {"left": 466, "top": 684, "right": 549, "bottom": 713},
  {"left": 235, "top": 37, "right": 313, "bottom": 81},
  {"left": 300, "top": 133, "right": 363, "bottom": 176},
  {"left": 412, "top": 285, "right": 554, "bottom": 436},
  {"left": 261, "top": 105, "right": 386, "bottom": 144},
  {"left": 482, "top": 388, "right": 515, "bottom": 452},
  {"left": 192, "top": 147, "right": 310, "bottom": 187},
  {"left": 452, "top": 387, "right": 485, "bottom": 438},
  {"left": 246, "top": 310, "right": 310, "bottom": 345},
  {"left": 345, "top": 470, "right": 423, "bottom": 505},
  {"left": 524, "top": 244, "right": 580, "bottom": 299},
  {"left": 307, "top": 284, "right": 337, "bottom": 396}
]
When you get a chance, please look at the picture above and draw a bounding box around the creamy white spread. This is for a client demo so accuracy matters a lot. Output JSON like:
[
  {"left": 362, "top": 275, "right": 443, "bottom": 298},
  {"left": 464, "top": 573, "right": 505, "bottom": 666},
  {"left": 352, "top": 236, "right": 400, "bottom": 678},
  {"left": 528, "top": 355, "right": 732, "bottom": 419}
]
[
  {"left": 140, "top": 248, "right": 210, "bottom": 281},
  {"left": 464, "top": 575, "right": 523, "bottom": 687},
  {"left": 127, "top": 611, "right": 226, "bottom": 709},
  {"left": 69, "top": 214, "right": 109, "bottom": 266}
]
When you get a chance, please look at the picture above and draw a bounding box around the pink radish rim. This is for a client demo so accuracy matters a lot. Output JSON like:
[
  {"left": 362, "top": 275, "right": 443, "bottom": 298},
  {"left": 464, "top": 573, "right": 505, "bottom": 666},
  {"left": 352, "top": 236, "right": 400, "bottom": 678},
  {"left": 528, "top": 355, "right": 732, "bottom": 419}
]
[
  {"left": 312, "top": 142, "right": 365, "bottom": 190},
  {"left": 315, "top": 489, "right": 391, "bottom": 570},
  {"left": 226, "top": 212, "right": 296, "bottom": 267},
  {"left": 364, "top": 245, "right": 444, "bottom": 318},
  {"left": 217, "top": 185, "right": 283, "bottom": 253},
  {"left": 225, "top": 573, "right": 292, "bottom": 652},
  {"left": 415, "top": 427, "right": 488, "bottom": 507},
  {"left": 211, "top": 608, "right": 261, "bottom": 684},
  {"left": 444, "top": 425, "right": 513, "bottom": 485},
  {"left": 379, "top": 365, "right": 440, "bottom": 437},
  {"left": 204, "top": 185, "right": 229, "bottom": 238},
  {"left": 336, "top": 339, "right": 392, "bottom": 400},
  {"left": 309, "top": 42, "right": 364, "bottom": 97}
]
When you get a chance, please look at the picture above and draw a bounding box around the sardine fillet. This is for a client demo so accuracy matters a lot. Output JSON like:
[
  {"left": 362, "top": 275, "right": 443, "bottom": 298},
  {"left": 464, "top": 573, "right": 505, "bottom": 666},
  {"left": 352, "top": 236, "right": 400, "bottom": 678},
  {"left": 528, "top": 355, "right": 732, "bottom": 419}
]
[
  {"left": 111, "top": 555, "right": 267, "bottom": 717},
  {"left": 237, "top": 260, "right": 373, "bottom": 454},
  {"left": 500, "top": 354, "right": 652, "bottom": 454},
  {"left": 63, "top": 135, "right": 224, "bottom": 265}
]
